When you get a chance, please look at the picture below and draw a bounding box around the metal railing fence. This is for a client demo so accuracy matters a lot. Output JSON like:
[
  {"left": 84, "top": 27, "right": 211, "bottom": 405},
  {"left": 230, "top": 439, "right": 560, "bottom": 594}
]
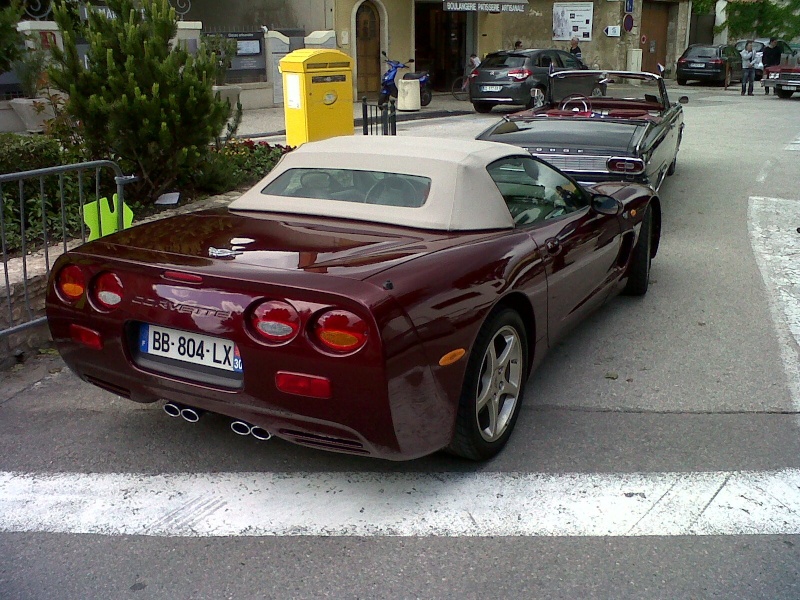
[
  {"left": 361, "top": 97, "right": 397, "bottom": 136},
  {"left": 0, "top": 161, "right": 136, "bottom": 340}
]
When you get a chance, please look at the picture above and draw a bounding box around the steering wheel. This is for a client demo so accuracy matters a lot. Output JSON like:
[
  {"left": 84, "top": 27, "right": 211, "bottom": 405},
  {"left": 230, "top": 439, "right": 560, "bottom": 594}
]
[
  {"left": 365, "top": 177, "right": 419, "bottom": 206},
  {"left": 559, "top": 94, "right": 590, "bottom": 113}
]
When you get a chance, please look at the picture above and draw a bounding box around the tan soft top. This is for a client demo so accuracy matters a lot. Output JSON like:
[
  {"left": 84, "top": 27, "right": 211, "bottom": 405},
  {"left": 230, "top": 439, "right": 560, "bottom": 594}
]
[{"left": 229, "top": 136, "right": 528, "bottom": 231}]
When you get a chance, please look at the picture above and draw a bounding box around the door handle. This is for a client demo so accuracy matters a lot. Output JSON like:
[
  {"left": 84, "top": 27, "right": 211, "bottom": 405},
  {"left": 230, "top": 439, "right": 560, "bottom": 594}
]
[{"left": 545, "top": 238, "right": 561, "bottom": 254}]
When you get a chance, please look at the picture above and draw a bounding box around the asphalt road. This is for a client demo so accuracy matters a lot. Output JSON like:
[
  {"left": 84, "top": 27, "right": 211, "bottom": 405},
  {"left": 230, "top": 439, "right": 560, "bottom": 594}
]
[{"left": 2, "top": 83, "right": 800, "bottom": 599}]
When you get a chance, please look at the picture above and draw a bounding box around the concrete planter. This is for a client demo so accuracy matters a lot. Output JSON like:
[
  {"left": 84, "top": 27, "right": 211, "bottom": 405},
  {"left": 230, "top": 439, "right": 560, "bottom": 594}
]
[{"left": 8, "top": 98, "right": 55, "bottom": 133}]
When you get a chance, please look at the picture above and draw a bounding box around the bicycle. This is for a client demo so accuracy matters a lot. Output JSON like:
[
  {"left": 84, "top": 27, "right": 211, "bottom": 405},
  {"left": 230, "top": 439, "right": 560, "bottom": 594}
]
[{"left": 451, "top": 75, "right": 469, "bottom": 101}]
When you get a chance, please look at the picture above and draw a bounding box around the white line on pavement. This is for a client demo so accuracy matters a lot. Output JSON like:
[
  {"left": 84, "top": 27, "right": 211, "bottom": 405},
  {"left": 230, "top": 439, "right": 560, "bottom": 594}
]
[
  {"left": 1, "top": 469, "right": 800, "bottom": 537},
  {"left": 748, "top": 196, "right": 800, "bottom": 410}
]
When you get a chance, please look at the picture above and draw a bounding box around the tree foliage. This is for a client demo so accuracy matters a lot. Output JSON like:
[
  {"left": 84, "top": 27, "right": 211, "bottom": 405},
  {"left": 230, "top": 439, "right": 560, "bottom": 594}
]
[
  {"left": 0, "top": 0, "right": 23, "bottom": 74},
  {"left": 48, "top": 0, "right": 230, "bottom": 202},
  {"left": 722, "top": 0, "right": 800, "bottom": 40}
]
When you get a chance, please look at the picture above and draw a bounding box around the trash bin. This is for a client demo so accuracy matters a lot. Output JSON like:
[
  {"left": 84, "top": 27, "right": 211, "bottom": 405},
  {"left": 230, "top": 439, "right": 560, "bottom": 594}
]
[
  {"left": 396, "top": 78, "right": 420, "bottom": 111},
  {"left": 279, "top": 49, "right": 354, "bottom": 146}
]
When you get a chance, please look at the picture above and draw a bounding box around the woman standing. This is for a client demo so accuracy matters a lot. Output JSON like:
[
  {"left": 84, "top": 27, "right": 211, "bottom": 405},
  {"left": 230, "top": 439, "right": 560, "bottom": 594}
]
[{"left": 740, "top": 40, "right": 757, "bottom": 96}]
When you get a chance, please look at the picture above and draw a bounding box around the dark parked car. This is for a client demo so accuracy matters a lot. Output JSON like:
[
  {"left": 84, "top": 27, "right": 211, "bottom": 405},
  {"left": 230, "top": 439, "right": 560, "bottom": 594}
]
[
  {"left": 477, "top": 71, "right": 687, "bottom": 193},
  {"left": 468, "top": 48, "right": 602, "bottom": 113},
  {"left": 734, "top": 38, "right": 797, "bottom": 80},
  {"left": 676, "top": 44, "right": 743, "bottom": 86},
  {"left": 46, "top": 136, "right": 659, "bottom": 461}
]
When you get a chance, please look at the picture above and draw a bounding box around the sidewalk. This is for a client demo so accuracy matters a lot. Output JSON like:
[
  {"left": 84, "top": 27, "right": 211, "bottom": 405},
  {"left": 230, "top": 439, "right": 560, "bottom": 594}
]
[{"left": 237, "top": 91, "right": 474, "bottom": 140}]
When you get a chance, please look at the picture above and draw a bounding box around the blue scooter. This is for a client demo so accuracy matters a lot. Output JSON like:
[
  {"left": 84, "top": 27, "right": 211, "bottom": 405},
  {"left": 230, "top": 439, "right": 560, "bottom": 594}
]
[{"left": 379, "top": 51, "right": 432, "bottom": 107}]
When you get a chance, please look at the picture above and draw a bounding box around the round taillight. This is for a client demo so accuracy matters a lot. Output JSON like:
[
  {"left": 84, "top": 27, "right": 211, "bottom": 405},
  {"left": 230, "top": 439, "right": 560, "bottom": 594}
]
[
  {"left": 250, "top": 300, "right": 301, "bottom": 344},
  {"left": 313, "top": 310, "right": 369, "bottom": 353},
  {"left": 57, "top": 265, "right": 85, "bottom": 302},
  {"left": 92, "top": 272, "right": 124, "bottom": 309}
]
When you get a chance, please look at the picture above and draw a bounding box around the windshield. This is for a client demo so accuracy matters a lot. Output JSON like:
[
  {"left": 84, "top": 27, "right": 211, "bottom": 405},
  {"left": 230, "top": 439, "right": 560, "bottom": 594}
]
[{"left": 550, "top": 73, "right": 664, "bottom": 106}]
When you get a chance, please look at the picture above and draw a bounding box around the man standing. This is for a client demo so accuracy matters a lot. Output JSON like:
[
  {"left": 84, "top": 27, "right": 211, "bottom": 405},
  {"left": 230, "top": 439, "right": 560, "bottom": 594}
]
[
  {"left": 740, "top": 40, "right": 757, "bottom": 96},
  {"left": 761, "top": 38, "right": 781, "bottom": 95},
  {"left": 569, "top": 37, "right": 582, "bottom": 61}
]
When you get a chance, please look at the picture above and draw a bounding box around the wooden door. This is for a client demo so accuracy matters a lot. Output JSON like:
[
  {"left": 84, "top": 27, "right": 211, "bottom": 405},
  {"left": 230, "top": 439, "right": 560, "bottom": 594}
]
[
  {"left": 356, "top": 1, "right": 380, "bottom": 94},
  {"left": 640, "top": 1, "right": 670, "bottom": 74}
]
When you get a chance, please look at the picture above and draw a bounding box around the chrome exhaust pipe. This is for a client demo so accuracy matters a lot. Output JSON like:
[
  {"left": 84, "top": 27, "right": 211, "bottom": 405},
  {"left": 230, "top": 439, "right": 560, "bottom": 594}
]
[
  {"left": 180, "top": 407, "right": 204, "bottom": 423},
  {"left": 230, "top": 420, "right": 252, "bottom": 436},
  {"left": 163, "top": 402, "right": 183, "bottom": 418},
  {"left": 250, "top": 426, "right": 272, "bottom": 441}
]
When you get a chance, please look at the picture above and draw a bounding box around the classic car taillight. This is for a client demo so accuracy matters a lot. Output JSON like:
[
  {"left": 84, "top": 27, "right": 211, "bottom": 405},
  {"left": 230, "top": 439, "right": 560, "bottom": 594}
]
[
  {"left": 508, "top": 68, "right": 533, "bottom": 81},
  {"left": 250, "top": 300, "right": 301, "bottom": 344},
  {"left": 275, "top": 371, "right": 332, "bottom": 399},
  {"left": 56, "top": 265, "right": 86, "bottom": 302},
  {"left": 312, "top": 309, "right": 369, "bottom": 353},
  {"left": 70, "top": 324, "right": 103, "bottom": 349},
  {"left": 92, "top": 272, "right": 124, "bottom": 309},
  {"left": 607, "top": 157, "right": 645, "bottom": 175}
]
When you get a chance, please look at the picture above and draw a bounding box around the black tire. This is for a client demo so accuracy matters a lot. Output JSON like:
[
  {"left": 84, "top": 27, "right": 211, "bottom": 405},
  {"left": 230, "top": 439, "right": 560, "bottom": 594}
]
[
  {"left": 667, "top": 157, "right": 676, "bottom": 176},
  {"left": 451, "top": 76, "right": 469, "bottom": 101},
  {"left": 677, "top": 78, "right": 687, "bottom": 86},
  {"left": 623, "top": 207, "right": 652, "bottom": 296},
  {"left": 420, "top": 88, "right": 432, "bottom": 107},
  {"left": 473, "top": 101, "right": 495, "bottom": 113},
  {"left": 447, "top": 308, "right": 528, "bottom": 461},
  {"left": 776, "top": 89, "right": 794, "bottom": 99}
]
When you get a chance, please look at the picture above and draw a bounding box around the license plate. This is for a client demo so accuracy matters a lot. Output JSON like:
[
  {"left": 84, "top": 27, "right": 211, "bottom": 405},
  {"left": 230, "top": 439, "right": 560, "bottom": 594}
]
[
  {"left": 782, "top": 85, "right": 797, "bottom": 91},
  {"left": 481, "top": 85, "right": 502, "bottom": 92},
  {"left": 139, "top": 324, "right": 243, "bottom": 373},
  {"left": 689, "top": 63, "right": 704, "bottom": 68}
]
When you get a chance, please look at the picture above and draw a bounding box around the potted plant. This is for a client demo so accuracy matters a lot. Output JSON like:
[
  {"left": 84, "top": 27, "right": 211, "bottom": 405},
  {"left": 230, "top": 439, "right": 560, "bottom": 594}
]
[{"left": 9, "top": 39, "right": 55, "bottom": 132}]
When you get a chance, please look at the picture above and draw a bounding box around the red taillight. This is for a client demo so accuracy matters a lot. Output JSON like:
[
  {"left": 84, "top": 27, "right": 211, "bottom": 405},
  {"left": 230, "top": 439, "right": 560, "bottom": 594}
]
[
  {"left": 57, "top": 265, "right": 85, "bottom": 302},
  {"left": 275, "top": 371, "right": 332, "bottom": 399},
  {"left": 250, "top": 300, "right": 301, "bottom": 344},
  {"left": 678, "top": 58, "right": 687, "bottom": 64},
  {"left": 607, "top": 157, "right": 645, "bottom": 175},
  {"left": 469, "top": 68, "right": 480, "bottom": 78},
  {"left": 70, "top": 324, "right": 103, "bottom": 349},
  {"left": 312, "top": 310, "right": 369, "bottom": 353},
  {"left": 508, "top": 68, "right": 532, "bottom": 81},
  {"left": 710, "top": 58, "right": 723, "bottom": 65},
  {"left": 92, "top": 272, "right": 124, "bottom": 309}
]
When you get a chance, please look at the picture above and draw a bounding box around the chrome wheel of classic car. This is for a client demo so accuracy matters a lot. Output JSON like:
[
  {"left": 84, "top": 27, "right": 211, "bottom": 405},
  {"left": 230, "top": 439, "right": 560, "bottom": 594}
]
[
  {"left": 450, "top": 309, "right": 527, "bottom": 460},
  {"left": 623, "top": 207, "right": 652, "bottom": 296}
]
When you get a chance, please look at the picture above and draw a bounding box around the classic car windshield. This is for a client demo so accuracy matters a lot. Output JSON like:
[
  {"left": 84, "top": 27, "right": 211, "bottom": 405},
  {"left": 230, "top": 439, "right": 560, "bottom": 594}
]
[
  {"left": 551, "top": 73, "right": 665, "bottom": 107},
  {"left": 261, "top": 168, "right": 432, "bottom": 208}
]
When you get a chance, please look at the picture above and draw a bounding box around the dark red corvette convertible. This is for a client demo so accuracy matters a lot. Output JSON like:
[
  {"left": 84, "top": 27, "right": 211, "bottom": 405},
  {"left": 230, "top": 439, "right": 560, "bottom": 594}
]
[{"left": 47, "top": 136, "right": 660, "bottom": 461}]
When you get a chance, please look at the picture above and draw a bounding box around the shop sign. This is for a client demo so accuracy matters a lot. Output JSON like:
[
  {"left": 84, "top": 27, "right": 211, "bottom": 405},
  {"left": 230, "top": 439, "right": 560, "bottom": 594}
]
[{"left": 443, "top": 1, "right": 529, "bottom": 12}]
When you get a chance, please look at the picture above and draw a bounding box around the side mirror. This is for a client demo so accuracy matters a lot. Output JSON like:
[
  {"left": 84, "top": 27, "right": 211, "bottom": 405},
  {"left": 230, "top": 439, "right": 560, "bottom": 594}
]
[
  {"left": 591, "top": 194, "right": 622, "bottom": 216},
  {"left": 678, "top": 95, "right": 689, "bottom": 104}
]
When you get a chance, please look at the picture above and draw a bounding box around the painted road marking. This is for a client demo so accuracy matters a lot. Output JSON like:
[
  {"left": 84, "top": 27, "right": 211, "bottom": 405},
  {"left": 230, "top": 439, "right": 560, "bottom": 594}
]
[
  {"left": 1, "top": 469, "right": 800, "bottom": 537},
  {"left": 748, "top": 196, "right": 800, "bottom": 409}
]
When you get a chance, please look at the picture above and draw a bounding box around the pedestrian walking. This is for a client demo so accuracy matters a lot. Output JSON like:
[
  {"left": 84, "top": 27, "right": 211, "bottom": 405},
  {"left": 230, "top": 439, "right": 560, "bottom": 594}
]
[
  {"left": 761, "top": 38, "right": 781, "bottom": 95},
  {"left": 740, "top": 41, "right": 757, "bottom": 96},
  {"left": 569, "top": 37, "right": 582, "bottom": 61}
]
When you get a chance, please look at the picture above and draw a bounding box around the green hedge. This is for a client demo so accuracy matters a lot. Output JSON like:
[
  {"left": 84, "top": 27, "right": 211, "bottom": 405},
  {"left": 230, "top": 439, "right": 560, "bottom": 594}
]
[{"left": 0, "top": 133, "right": 62, "bottom": 174}]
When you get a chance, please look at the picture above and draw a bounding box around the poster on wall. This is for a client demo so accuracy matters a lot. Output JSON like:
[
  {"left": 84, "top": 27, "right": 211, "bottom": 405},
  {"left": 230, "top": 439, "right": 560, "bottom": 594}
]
[{"left": 552, "top": 2, "right": 594, "bottom": 41}]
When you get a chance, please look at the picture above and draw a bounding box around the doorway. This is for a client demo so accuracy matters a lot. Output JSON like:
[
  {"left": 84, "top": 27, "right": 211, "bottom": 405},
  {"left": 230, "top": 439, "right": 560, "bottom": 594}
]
[
  {"left": 640, "top": 1, "right": 670, "bottom": 74},
  {"left": 414, "top": 3, "right": 472, "bottom": 91},
  {"left": 356, "top": 1, "right": 381, "bottom": 95}
]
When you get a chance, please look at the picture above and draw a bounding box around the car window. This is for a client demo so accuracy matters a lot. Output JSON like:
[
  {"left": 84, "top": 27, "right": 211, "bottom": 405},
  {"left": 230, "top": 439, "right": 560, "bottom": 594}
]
[
  {"left": 261, "top": 168, "right": 431, "bottom": 208},
  {"left": 559, "top": 51, "right": 583, "bottom": 69},
  {"left": 684, "top": 46, "right": 717, "bottom": 59},
  {"left": 536, "top": 53, "right": 553, "bottom": 68},
  {"left": 481, "top": 54, "right": 527, "bottom": 69},
  {"left": 487, "top": 157, "right": 587, "bottom": 227}
]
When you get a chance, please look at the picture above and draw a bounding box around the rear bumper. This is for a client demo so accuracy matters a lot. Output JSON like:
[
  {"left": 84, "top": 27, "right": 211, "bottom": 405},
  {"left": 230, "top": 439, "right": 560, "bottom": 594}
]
[
  {"left": 762, "top": 78, "right": 800, "bottom": 91},
  {"left": 470, "top": 81, "right": 530, "bottom": 105},
  {"left": 676, "top": 67, "right": 724, "bottom": 81}
]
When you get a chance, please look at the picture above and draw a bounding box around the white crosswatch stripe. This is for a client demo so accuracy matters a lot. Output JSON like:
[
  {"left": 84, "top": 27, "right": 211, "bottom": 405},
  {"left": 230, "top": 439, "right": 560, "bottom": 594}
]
[{"left": 1, "top": 469, "right": 799, "bottom": 537}]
